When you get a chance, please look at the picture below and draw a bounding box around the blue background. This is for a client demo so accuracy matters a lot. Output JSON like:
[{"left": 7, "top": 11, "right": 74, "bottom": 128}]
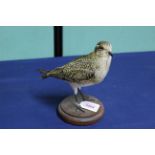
[
  {"left": 0, "top": 52, "right": 155, "bottom": 128},
  {"left": 0, "top": 26, "right": 155, "bottom": 128}
]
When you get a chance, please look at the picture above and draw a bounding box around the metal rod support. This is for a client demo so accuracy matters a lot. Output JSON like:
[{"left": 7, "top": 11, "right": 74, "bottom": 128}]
[{"left": 54, "top": 26, "right": 63, "bottom": 57}]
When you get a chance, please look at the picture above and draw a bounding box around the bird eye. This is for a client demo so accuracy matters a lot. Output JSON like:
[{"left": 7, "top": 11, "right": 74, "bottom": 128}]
[{"left": 98, "top": 46, "right": 104, "bottom": 50}]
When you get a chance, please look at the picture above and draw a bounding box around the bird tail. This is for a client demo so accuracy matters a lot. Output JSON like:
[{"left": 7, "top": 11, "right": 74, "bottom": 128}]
[
  {"left": 38, "top": 68, "right": 64, "bottom": 80},
  {"left": 38, "top": 69, "right": 49, "bottom": 79}
]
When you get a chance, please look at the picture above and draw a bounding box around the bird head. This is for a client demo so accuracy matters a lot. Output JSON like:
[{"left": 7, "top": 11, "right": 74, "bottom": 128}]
[{"left": 95, "top": 41, "right": 113, "bottom": 57}]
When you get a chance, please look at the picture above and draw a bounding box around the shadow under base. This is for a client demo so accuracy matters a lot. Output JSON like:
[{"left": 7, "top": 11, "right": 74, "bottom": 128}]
[{"left": 58, "top": 95, "right": 104, "bottom": 126}]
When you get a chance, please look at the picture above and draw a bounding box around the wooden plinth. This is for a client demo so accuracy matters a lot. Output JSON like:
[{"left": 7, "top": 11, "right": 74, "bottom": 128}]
[{"left": 58, "top": 95, "right": 104, "bottom": 126}]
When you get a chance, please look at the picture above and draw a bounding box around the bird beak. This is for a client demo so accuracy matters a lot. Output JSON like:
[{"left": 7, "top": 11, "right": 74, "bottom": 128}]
[{"left": 109, "top": 52, "right": 113, "bottom": 57}]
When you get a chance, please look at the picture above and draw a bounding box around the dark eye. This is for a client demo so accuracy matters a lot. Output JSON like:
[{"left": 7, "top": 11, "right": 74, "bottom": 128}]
[{"left": 98, "top": 46, "right": 104, "bottom": 50}]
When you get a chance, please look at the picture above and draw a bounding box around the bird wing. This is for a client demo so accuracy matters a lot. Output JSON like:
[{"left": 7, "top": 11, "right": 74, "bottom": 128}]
[
  {"left": 61, "top": 67, "right": 96, "bottom": 83},
  {"left": 60, "top": 56, "right": 97, "bottom": 82},
  {"left": 46, "top": 53, "right": 98, "bottom": 82}
]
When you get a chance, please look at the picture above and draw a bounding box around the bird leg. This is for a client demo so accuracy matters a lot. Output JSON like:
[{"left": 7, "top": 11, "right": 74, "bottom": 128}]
[
  {"left": 77, "top": 88, "right": 86, "bottom": 101},
  {"left": 74, "top": 94, "right": 85, "bottom": 113}
]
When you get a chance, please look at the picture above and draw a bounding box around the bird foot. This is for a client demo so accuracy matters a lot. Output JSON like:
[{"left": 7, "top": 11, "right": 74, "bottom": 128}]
[
  {"left": 75, "top": 103, "right": 85, "bottom": 113},
  {"left": 74, "top": 95, "right": 85, "bottom": 112}
]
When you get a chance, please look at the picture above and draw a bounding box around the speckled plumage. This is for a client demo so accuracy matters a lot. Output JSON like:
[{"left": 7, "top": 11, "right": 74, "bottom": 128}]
[
  {"left": 47, "top": 53, "right": 97, "bottom": 83},
  {"left": 39, "top": 41, "right": 112, "bottom": 94}
]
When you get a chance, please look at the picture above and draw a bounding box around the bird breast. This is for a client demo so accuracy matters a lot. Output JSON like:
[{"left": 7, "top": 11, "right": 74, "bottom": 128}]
[{"left": 95, "top": 55, "right": 112, "bottom": 83}]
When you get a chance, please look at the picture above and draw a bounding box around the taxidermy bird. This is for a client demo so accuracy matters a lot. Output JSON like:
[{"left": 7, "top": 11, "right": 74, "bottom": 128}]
[{"left": 39, "top": 41, "right": 113, "bottom": 112}]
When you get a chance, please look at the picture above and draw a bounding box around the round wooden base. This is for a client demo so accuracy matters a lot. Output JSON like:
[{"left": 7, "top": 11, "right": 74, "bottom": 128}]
[{"left": 58, "top": 95, "right": 104, "bottom": 126}]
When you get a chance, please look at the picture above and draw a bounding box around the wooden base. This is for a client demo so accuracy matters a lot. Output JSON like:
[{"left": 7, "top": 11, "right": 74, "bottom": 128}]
[{"left": 58, "top": 95, "right": 104, "bottom": 126}]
